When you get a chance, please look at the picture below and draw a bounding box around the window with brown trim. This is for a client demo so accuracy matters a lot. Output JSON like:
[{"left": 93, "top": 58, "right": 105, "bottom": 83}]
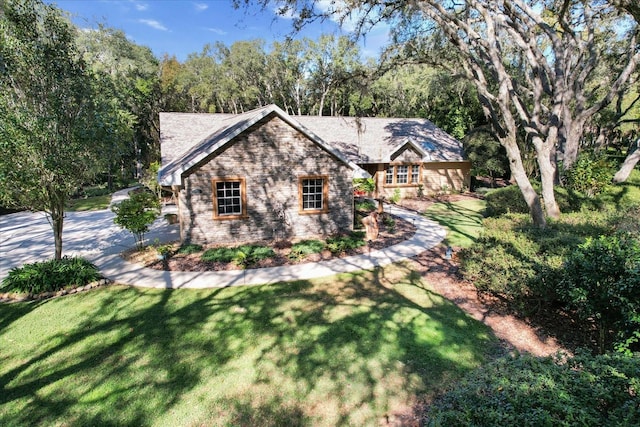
[
  {"left": 385, "top": 164, "right": 422, "bottom": 186},
  {"left": 299, "top": 176, "right": 328, "bottom": 214},
  {"left": 411, "top": 164, "right": 421, "bottom": 183},
  {"left": 212, "top": 177, "right": 247, "bottom": 220},
  {"left": 396, "top": 165, "right": 408, "bottom": 184}
]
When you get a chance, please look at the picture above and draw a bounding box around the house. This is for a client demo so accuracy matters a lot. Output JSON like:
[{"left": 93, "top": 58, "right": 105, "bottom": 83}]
[{"left": 159, "top": 104, "right": 470, "bottom": 245}]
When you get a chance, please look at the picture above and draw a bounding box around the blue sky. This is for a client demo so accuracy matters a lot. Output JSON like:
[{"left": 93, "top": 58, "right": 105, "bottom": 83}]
[{"left": 50, "top": 0, "right": 389, "bottom": 61}]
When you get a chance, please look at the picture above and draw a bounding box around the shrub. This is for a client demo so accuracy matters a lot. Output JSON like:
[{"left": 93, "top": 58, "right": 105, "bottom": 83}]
[
  {"left": 389, "top": 188, "right": 401, "bottom": 204},
  {"left": 565, "top": 152, "right": 615, "bottom": 197},
  {"left": 485, "top": 183, "right": 605, "bottom": 218},
  {"left": 355, "top": 199, "right": 376, "bottom": 212},
  {"left": 202, "top": 247, "right": 237, "bottom": 263},
  {"left": 459, "top": 213, "right": 613, "bottom": 307},
  {"left": 289, "top": 240, "right": 325, "bottom": 261},
  {"left": 111, "top": 191, "right": 160, "bottom": 249},
  {"left": 353, "top": 177, "right": 376, "bottom": 193},
  {"left": 1, "top": 257, "right": 101, "bottom": 294},
  {"left": 484, "top": 185, "right": 530, "bottom": 217},
  {"left": 557, "top": 233, "right": 640, "bottom": 354},
  {"left": 240, "top": 245, "right": 275, "bottom": 265},
  {"left": 425, "top": 352, "right": 640, "bottom": 426},
  {"left": 178, "top": 243, "right": 203, "bottom": 255},
  {"left": 201, "top": 245, "right": 275, "bottom": 268},
  {"left": 326, "top": 232, "right": 366, "bottom": 254},
  {"left": 382, "top": 215, "right": 396, "bottom": 233}
]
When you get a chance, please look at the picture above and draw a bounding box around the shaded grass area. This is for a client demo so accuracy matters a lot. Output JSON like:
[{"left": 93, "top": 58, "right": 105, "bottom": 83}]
[
  {"left": 423, "top": 199, "right": 487, "bottom": 248},
  {"left": 66, "top": 194, "right": 111, "bottom": 212},
  {"left": 0, "top": 264, "right": 496, "bottom": 426}
]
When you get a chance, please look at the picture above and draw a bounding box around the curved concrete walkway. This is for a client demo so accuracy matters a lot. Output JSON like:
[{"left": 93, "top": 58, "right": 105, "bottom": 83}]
[
  {"left": 0, "top": 187, "right": 446, "bottom": 288},
  {"left": 95, "top": 204, "right": 446, "bottom": 288}
]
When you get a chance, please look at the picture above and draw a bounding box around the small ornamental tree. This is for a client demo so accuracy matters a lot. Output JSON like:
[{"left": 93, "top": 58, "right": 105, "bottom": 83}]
[{"left": 111, "top": 191, "right": 160, "bottom": 249}]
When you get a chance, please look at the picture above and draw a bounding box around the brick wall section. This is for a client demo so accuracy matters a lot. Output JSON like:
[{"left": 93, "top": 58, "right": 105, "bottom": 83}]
[{"left": 177, "top": 114, "right": 354, "bottom": 245}]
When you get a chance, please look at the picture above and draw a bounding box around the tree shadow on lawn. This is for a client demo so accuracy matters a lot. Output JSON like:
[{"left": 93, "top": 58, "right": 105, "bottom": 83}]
[
  {"left": 0, "top": 267, "right": 496, "bottom": 426},
  {"left": 0, "top": 299, "right": 47, "bottom": 335},
  {"left": 424, "top": 201, "right": 485, "bottom": 246}
]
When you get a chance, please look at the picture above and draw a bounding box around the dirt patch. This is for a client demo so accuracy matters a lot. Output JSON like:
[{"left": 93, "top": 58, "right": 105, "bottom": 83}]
[
  {"left": 409, "top": 246, "right": 567, "bottom": 358},
  {"left": 123, "top": 213, "right": 416, "bottom": 272}
]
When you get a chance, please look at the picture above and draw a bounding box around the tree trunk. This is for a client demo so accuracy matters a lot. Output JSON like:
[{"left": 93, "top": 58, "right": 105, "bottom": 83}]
[
  {"left": 51, "top": 201, "right": 65, "bottom": 260},
  {"left": 613, "top": 140, "right": 640, "bottom": 183},
  {"left": 536, "top": 139, "right": 561, "bottom": 219},
  {"left": 318, "top": 90, "right": 327, "bottom": 116},
  {"left": 561, "top": 119, "right": 585, "bottom": 171},
  {"left": 503, "top": 136, "right": 547, "bottom": 228}
]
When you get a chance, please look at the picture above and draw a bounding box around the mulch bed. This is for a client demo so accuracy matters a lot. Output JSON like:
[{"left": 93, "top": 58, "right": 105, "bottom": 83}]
[{"left": 125, "top": 212, "right": 417, "bottom": 272}]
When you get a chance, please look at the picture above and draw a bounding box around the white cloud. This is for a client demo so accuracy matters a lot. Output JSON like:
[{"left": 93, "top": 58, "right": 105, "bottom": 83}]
[
  {"left": 138, "top": 19, "right": 168, "bottom": 31},
  {"left": 194, "top": 2, "right": 208, "bottom": 12},
  {"left": 130, "top": 0, "right": 149, "bottom": 11},
  {"left": 206, "top": 27, "right": 227, "bottom": 35}
]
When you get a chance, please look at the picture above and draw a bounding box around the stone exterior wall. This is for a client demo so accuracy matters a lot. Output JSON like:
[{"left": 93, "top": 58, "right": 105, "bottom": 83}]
[{"left": 177, "top": 114, "right": 354, "bottom": 245}]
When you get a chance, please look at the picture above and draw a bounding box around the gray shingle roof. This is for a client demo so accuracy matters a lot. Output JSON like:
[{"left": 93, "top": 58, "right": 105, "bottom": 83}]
[
  {"left": 293, "top": 115, "right": 464, "bottom": 163},
  {"left": 159, "top": 104, "right": 465, "bottom": 186},
  {"left": 159, "top": 105, "right": 369, "bottom": 186}
]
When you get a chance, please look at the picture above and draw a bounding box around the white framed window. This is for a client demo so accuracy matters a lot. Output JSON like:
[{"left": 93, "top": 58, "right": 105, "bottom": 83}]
[
  {"left": 411, "top": 165, "right": 420, "bottom": 183},
  {"left": 385, "top": 164, "right": 422, "bottom": 186},
  {"left": 299, "top": 176, "right": 328, "bottom": 214},
  {"left": 212, "top": 177, "right": 246, "bottom": 220},
  {"left": 396, "top": 165, "right": 408, "bottom": 184}
]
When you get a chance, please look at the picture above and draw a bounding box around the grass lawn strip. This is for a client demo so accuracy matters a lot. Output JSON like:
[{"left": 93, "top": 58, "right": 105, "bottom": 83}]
[
  {"left": 0, "top": 263, "right": 496, "bottom": 426},
  {"left": 66, "top": 194, "right": 111, "bottom": 211},
  {"left": 423, "top": 198, "right": 487, "bottom": 248}
]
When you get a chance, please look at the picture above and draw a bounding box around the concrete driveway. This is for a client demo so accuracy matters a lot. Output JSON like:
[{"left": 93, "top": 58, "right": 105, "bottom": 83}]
[
  {"left": 0, "top": 188, "right": 445, "bottom": 288},
  {"left": 0, "top": 192, "right": 179, "bottom": 281}
]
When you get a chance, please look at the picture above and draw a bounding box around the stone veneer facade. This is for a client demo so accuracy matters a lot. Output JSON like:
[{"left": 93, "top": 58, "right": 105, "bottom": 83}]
[{"left": 177, "top": 114, "right": 354, "bottom": 245}]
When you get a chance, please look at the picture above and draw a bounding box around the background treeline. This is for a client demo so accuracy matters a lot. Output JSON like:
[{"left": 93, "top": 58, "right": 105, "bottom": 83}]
[
  {"left": 70, "top": 27, "right": 493, "bottom": 184},
  {"left": 158, "top": 35, "right": 484, "bottom": 140}
]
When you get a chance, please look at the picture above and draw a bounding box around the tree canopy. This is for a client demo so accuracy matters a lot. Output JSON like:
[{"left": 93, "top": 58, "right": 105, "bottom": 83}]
[
  {"left": 0, "top": 0, "right": 107, "bottom": 258},
  {"left": 247, "top": 0, "right": 640, "bottom": 227}
]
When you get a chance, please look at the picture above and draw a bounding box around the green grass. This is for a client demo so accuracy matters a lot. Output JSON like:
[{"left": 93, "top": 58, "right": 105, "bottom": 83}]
[
  {"left": 424, "top": 199, "right": 487, "bottom": 248},
  {"left": 0, "top": 264, "right": 496, "bottom": 426},
  {"left": 66, "top": 194, "right": 111, "bottom": 211},
  {"left": 599, "top": 168, "right": 640, "bottom": 209}
]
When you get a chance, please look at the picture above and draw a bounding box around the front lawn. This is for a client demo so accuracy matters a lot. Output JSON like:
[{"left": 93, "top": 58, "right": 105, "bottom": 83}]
[
  {"left": 423, "top": 198, "right": 487, "bottom": 248},
  {"left": 65, "top": 194, "right": 111, "bottom": 211},
  {"left": 0, "top": 264, "right": 496, "bottom": 426}
]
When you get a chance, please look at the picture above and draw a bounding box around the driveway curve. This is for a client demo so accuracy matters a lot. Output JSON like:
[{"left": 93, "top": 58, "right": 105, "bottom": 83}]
[{"left": 0, "top": 188, "right": 446, "bottom": 288}]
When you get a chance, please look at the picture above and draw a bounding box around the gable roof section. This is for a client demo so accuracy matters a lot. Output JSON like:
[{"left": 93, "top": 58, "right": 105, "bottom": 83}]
[
  {"left": 159, "top": 105, "right": 369, "bottom": 186},
  {"left": 387, "top": 139, "right": 430, "bottom": 162},
  {"left": 293, "top": 115, "right": 464, "bottom": 163}
]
